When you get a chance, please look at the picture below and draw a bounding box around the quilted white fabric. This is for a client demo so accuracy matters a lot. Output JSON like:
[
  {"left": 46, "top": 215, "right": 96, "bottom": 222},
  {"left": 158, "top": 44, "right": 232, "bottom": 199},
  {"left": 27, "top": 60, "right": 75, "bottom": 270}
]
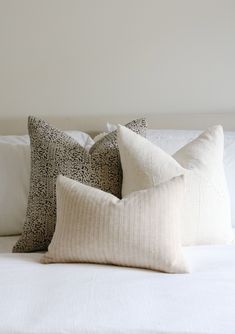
[
  {"left": 118, "top": 125, "right": 234, "bottom": 245},
  {"left": 0, "top": 131, "right": 94, "bottom": 236},
  {"left": 1, "top": 239, "right": 235, "bottom": 334},
  {"left": 42, "top": 175, "right": 188, "bottom": 273}
]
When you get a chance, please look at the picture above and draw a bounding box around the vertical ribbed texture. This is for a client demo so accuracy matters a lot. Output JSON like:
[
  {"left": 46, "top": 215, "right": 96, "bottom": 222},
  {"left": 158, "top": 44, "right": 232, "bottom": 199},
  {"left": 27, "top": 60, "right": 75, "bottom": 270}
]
[{"left": 41, "top": 175, "right": 189, "bottom": 274}]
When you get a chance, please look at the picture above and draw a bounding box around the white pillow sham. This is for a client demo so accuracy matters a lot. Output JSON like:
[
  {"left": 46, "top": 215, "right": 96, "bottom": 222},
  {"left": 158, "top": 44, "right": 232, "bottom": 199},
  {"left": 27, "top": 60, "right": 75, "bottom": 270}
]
[
  {"left": 0, "top": 131, "right": 94, "bottom": 236},
  {"left": 118, "top": 125, "right": 234, "bottom": 246},
  {"left": 42, "top": 175, "right": 189, "bottom": 274},
  {"left": 0, "top": 142, "right": 30, "bottom": 235}
]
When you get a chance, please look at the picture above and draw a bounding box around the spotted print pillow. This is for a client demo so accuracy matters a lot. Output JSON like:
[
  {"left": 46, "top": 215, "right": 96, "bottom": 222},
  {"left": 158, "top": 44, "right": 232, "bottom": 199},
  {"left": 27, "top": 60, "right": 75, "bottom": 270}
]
[{"left": 13, "top": 116, "right": 147, "bottom": 252}]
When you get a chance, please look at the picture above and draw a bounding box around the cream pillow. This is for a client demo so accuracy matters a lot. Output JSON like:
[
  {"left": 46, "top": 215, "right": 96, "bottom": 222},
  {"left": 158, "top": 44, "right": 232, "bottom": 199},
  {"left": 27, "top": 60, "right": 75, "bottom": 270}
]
[
  {"left": 118, "top": 125, "right": 233, "bottom": 246},
  {"left": 41, "top": 175, "right": 189, "bottom": 274}
]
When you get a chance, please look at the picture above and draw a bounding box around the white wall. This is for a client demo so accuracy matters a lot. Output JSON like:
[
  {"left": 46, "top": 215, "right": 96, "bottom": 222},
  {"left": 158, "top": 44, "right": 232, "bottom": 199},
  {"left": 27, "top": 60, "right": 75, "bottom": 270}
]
[{"left": 0, "top": 0, "right": 235, "bottom": 132}]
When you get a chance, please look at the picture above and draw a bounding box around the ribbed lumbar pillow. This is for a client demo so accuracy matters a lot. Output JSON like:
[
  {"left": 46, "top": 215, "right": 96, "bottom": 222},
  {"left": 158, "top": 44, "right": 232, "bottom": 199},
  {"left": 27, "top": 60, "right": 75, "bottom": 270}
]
[
  {"left": 13, "top": 116, "right": 147, "bottom": 253},
  {"left": 118, "top": 125, "right": 233, "bottom": 246},
  {"left": 41, "top": 175, "right": 189, "bottom": 274}
]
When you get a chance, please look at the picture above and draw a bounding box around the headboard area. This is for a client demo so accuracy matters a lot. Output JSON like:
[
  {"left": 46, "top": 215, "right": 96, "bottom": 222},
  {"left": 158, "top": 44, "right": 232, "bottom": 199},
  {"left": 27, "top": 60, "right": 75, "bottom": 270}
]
[
  {"left": 0, "top": 113, "right": 235, "bottom": 136},
  {"left": 1, "top": 2, "right": 235, "bottom": 136}
]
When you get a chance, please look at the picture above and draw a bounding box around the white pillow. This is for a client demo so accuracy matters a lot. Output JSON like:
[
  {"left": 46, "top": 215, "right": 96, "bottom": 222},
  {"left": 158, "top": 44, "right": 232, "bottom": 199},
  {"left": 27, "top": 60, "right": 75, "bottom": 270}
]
[
  {"left": 42, "top": 175, "right": 189, "bottom": 274},
  {"left": 0, "top": 142, "right": 30, "bottom": 235},
  {"left": 146, "top": 129, "right": 235, "bottom": 228},
  {"left": 118, "top": 125, "right": 234, "bottom": 245},
  {"left": 0, "top": 131, "right": 94, "bottom": 236}
]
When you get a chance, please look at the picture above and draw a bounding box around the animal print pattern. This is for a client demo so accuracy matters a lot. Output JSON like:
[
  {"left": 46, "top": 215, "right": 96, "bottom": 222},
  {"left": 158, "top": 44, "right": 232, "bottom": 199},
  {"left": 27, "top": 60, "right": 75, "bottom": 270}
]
[{"left": 13, "top": 116, "right": 147, "bottom": 252}]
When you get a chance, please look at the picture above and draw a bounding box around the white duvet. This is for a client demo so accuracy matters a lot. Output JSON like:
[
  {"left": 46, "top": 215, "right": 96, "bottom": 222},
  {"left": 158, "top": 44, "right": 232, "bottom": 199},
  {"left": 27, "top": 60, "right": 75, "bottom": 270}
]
[{"left": 0, "top": 237, "right": 235, "bottom": 334}]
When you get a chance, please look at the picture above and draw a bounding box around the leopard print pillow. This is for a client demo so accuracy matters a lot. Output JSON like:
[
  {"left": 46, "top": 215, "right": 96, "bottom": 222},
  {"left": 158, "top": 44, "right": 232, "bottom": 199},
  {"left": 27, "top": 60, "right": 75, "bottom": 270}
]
[{"left": 13, "top": 116, "right": 147, "bottom": 252}]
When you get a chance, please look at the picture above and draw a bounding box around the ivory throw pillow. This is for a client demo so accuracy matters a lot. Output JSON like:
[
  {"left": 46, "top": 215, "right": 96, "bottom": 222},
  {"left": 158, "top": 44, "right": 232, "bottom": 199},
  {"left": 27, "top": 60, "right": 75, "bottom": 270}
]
[
  {"left": 118, "top": 125, "right": 233, "bottom": 246},
  {"left": 13, "top": 116, "right": 146, "bottom": 252},
  {"left": 42, "top": 175, "right": 189, "bottom": 274}
]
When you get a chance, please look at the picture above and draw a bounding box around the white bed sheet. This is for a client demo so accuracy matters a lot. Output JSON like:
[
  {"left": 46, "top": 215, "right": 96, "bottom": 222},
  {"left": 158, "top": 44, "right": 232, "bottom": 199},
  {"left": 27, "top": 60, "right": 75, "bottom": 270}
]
[{"left": 0, "top": 237, "right": 235, "bottom": 334}]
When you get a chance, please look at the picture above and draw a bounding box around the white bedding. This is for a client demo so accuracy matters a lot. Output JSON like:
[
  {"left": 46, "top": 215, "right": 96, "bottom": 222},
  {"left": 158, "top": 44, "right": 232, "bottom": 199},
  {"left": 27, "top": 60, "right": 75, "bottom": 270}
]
[{"left": 0, "top": 237, "right": 235, "bottom": 334}]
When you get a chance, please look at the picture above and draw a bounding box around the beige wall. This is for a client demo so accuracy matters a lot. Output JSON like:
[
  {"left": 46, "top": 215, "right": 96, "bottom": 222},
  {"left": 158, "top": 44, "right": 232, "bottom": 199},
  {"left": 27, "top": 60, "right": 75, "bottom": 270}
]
[{"left": 0, "top": 0, "right": 235, "bottom": 132}]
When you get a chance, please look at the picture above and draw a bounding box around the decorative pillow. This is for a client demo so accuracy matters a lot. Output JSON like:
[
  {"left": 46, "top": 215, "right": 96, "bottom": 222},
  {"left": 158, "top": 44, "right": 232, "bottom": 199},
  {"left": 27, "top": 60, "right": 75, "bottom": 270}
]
[
  {"left": 118, "top": 125, "right": 234, "bottom": 246},
  {"left": 13, "top": 117, "right": 146, "bottom": 252},
  {"left": 146, "top": 128, "right": 235, "bottom": 229},
  {"left": 0, "top": 131, "right": 95, "bottom": 236},
  {"left": 41, "top": 175, "right": 189, "bottom": 274}
]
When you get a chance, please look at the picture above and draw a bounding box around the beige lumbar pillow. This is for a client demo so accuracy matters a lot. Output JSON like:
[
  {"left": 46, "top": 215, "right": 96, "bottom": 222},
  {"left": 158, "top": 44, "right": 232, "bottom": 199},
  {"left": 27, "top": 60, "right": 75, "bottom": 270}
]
[
  {"left": 118, "top": 125, "right": 233, "bottom": 246},
  {"left": 41, "top": 175, "right": 189, "bottom": 274}
]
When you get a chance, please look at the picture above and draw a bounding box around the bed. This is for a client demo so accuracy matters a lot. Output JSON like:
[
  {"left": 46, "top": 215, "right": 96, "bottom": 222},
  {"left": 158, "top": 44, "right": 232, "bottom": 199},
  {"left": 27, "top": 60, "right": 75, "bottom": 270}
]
[
  {"left": 1, "top": 113, "right": 235, "bottom": 334},
  {"left": 1, "top": 236, "right": 235, "bottom": 334}
]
